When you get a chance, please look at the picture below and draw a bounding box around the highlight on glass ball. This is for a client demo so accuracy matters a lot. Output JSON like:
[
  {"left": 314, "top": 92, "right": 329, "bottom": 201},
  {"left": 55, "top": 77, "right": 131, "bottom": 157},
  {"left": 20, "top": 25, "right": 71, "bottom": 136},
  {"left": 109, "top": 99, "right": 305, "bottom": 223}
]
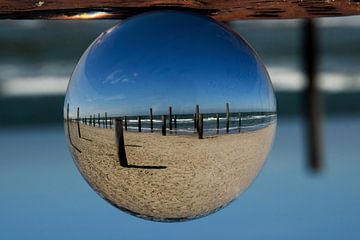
[{"left": 64, "top": 11, "right": 277, "bottom": 221}]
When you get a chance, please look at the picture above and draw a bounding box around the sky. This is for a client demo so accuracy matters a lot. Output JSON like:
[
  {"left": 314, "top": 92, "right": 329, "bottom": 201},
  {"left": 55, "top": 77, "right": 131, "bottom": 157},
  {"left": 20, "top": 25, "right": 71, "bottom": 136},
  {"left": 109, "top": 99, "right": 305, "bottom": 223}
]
[{"left": 64, "top": 11, "right": 276, "bottom": 118}]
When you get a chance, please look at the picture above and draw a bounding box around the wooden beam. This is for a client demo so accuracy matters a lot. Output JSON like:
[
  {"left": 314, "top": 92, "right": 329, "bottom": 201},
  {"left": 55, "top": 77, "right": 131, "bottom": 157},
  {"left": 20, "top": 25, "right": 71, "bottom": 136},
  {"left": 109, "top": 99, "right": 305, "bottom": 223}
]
[
  {"left": 0, "top": 1, "right": 358, "bottom": 20},
  {"left": 303, "top": 19, "right": 323, "bottom": 172}
]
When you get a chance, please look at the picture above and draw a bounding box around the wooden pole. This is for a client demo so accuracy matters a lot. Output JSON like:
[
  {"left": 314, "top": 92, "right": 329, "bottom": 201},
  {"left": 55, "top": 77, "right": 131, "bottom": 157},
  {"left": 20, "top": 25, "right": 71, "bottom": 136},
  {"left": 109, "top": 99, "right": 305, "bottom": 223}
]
[
  {"left": 216, "top": 113, "right": 220, "bottom": 134},
  {"left": 66, "top": 103, "right": 72, "bottom": 143},
  {"left": 303, "top": 19, "right": 323, "bottom": 172},
  {"left": 105, "top": 112, "right": 108, "bottom": 128},
  {"left": 195, "top": 104, "right": 200, "bottom": 132},
  {"left": 193, "top": 113, "right": 197, "bottom": 129},
  {"left": 150, "top": 108, "right": 153, "bottom": 133},
  {"left": 124, "top": 116, "right": 128, "bottom": 131},
  {"left": 169, "top": 106, "right": 173, "bottom": 132},
  {"left": 98, "top": 113, "right": 100, "bottom": 128},
  {"left": 198, "top": 114, "right": 204, "bottom": 139},
  {"left": 93, "top": 114, "right": 96, "bottom": 127},
  {"left": 162, "top": 115, "right": 166, "bottom": 136},
  {"left": 137, "top": 116, "right": 141, "bottom": 132},
  {"left": 174, "top": 114, "right": 177, "bottom": 130},
  {"left": 238, "top": 112, "right": 241, "bottom": 133},
  {"left": 115, "top": 118, "right": 128, "bottom": 167},
  {"left": 226, "top": 102, "right": 230, "bottom": 133},
  {"left": 77, "top": 107, "right": 81, "bottom": 138}
]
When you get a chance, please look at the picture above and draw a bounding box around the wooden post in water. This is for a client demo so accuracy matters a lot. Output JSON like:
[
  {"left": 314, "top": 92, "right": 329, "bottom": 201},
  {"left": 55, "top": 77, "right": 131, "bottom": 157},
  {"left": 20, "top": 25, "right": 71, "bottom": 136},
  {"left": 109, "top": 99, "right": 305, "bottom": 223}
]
[
  {"left": 162, "top": 115, "right": 166, "bottom": 136},
  {"left": 115, "top": 118, "right": 129, "bottom": 167},
  {"left": 150, "top": 108, "right": 153, "bottom": 132},
  {"left": 195, "top": 104, "right": 200, "bottom": 132},
  {"left": 198, "top": 114, "right": 204, "bottom": 139},
  {"left": 169, "top": 106, "right": 173, "bottom": 133},
  {"left": 93, "top": 114, "right": 96, "bottom": 127},
  {"left": 137, "top": 116, "right": 142, "bottom": 132},
  {"left": 98, "top": 113, "right": 100, "bottom": 128},
  {"left": 238, "top": 112, "right": 241, "bottom": 133},
  {"left": 105, "top": 112, "right": 108, "bottom": 128},
  {"left": 174, "top": 114, "right": 177, "bottom": 131},
  {"left": 216, "top": 113, "right": 220, "bottom": 134},
  {"left": 124, "top": 116, "right": 128, "bottom": 131},
  {"left": 193, "top": 113, "right": 197, "bottom": 129},
  {"left": 66, "top": 103, "right": 72, "bottom": 143},
  {"left": 226, "top": 102, "right": 230, "bottom": 133},
  {"left": 77, "top": 107, "right": 81, "bottom": 138}
]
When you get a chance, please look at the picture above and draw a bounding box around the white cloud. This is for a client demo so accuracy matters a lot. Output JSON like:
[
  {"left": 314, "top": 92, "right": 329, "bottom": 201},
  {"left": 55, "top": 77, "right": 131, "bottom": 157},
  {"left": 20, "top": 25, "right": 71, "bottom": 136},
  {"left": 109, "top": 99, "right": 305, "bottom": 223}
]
[
  {"left": 103, "top": 94, "right": 127, "bottom": 101},
  {"left": 103, "top": 70, "right": 122, "bottom": 83}
]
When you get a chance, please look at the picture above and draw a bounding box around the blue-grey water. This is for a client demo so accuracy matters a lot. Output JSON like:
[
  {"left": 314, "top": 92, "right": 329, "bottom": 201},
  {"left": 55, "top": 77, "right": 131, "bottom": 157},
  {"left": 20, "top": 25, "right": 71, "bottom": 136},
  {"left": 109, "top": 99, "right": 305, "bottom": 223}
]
[
  {"left": 0, "top": 117, "right": 359, "bottom": 239},
  {"left": 87, "top": 112, "right": 277, "bottom": 134}
]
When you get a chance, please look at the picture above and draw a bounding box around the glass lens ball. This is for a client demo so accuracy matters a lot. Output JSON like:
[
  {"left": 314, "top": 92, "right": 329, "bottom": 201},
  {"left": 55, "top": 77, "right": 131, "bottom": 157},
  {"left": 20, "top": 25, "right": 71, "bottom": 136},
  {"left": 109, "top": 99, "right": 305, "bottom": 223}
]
[{"left": 64, "top": 11, "right": 276, "bottom": 222}]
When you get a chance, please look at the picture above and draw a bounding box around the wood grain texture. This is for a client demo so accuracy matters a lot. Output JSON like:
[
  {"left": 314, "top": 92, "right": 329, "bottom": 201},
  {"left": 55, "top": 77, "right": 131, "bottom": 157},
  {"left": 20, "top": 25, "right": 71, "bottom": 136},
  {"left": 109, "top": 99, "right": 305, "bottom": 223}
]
[{"left": 0, "top": 0, "right": 359, "bottom": 20}]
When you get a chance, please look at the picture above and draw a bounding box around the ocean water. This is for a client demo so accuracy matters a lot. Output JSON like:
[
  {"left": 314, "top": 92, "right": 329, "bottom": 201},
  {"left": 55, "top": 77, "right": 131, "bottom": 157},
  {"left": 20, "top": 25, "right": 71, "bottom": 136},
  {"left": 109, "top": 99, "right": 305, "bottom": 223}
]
[
  {"left": 0, "top": 17, "right": 360, "bottom": 96},
  {"left": 0, "top": 117, "right": 359, "bottom": 239},
  {"left": 85, "top": 112, "right": 277, "bottom": 135}
]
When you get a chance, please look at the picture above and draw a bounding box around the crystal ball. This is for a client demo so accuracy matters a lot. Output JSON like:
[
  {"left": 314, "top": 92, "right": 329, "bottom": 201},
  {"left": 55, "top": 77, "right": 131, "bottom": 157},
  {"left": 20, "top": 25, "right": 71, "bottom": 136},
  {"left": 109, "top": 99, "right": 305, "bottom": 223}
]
[{"left": 64, "top": 11, "right": 276, "bottom": 221}]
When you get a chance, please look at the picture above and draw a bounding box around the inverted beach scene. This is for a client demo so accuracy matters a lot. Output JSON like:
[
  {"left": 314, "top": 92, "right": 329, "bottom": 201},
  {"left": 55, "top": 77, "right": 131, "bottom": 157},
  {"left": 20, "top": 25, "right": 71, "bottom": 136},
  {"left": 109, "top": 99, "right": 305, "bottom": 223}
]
[{"left": 64, "top": 11, "right": 277, "bottom": 221}]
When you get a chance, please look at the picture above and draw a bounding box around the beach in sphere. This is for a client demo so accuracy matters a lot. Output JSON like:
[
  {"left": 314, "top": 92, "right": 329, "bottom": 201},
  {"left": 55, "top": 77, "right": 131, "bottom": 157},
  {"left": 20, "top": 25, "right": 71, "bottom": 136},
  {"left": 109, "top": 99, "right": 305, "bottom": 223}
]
[{"left": 64, "top": 11, "right": 277, "bottom": 221}]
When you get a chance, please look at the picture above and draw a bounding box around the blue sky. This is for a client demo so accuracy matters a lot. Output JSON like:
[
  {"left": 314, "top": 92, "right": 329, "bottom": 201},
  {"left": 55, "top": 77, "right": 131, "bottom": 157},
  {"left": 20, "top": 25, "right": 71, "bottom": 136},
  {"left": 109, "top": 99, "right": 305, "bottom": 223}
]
[{"left": 65, "top": 11, "right": 276, "bottom": 118}]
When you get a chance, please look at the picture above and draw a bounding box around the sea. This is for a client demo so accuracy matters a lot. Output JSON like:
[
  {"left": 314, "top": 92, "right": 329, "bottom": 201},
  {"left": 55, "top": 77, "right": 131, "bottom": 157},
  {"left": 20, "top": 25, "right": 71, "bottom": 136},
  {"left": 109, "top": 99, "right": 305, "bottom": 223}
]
[
  {"left": 0, "top": 17, "right": 359, "bottom": 97},
  {"left": 113, "top": 112, "right": 276, "bottom": 135}
]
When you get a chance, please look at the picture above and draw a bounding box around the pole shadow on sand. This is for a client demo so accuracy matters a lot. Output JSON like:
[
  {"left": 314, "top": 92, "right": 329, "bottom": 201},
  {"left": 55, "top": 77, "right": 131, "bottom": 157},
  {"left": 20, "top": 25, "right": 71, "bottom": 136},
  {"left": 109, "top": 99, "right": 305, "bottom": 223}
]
[{"left": 115, "top": 117, "right": 167, "bottom": 169}]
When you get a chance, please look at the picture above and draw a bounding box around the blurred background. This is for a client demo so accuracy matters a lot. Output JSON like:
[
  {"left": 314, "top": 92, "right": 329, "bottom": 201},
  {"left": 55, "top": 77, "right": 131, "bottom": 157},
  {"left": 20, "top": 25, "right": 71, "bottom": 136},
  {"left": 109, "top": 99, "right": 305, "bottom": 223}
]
[{"left": 0, "top": 16, "right": 359, "bottom": 239}]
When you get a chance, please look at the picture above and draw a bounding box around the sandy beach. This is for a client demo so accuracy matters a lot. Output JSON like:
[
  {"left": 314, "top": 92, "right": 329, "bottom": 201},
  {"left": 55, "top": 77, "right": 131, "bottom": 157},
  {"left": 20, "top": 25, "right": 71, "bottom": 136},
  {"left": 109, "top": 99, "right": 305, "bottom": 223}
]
[{"left": 66, "top": 122, "right": 276, "bottom": 221}]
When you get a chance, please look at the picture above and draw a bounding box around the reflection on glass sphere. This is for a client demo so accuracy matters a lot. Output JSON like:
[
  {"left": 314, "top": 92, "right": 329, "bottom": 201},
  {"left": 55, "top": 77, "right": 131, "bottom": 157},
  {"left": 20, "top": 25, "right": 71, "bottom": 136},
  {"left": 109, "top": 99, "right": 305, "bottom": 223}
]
[{"left": 64, "top": 11, "right": 276, "bottom": 222}]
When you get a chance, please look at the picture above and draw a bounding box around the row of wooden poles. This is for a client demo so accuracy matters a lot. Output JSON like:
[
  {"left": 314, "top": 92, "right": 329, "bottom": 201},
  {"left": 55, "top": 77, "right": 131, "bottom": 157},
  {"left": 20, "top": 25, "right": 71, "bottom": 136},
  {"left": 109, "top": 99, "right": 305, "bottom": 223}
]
[
  {"left": 80, "top": 111, "right": 112, "bottom": 129},
  {"left": 66, "top": 103, "right": 241, "bottom": 167},
  {"left": 69, "top": 102, "right": 241, "bottom": 140}
]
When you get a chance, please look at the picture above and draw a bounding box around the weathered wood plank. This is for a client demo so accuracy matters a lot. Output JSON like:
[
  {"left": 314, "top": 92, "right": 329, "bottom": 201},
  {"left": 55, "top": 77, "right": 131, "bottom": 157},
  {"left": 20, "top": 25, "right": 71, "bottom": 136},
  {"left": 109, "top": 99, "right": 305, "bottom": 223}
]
[{"left": 0, "top": 0, "right": 358, "bottom": 20}]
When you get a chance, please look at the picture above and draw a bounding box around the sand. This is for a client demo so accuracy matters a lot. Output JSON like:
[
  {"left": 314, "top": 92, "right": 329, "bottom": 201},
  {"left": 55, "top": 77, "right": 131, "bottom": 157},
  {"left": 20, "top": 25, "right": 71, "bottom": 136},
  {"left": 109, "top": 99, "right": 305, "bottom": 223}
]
[{"left": 66, "top": 122, "right": 276, "bottom": 221}]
